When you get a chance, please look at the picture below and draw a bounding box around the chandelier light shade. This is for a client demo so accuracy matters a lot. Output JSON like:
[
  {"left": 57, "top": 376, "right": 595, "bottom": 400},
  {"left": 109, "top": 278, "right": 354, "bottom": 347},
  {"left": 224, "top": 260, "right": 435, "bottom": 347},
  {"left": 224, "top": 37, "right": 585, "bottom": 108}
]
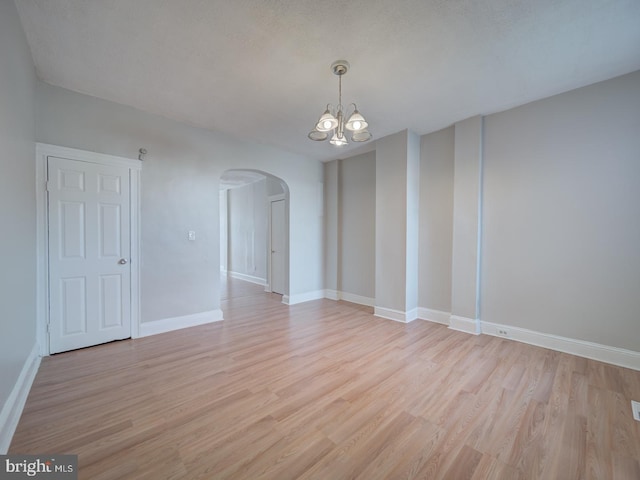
[
  {"left": 329, "top": 132, "right": 348, "bottom": 146},
  {"left": 345, "top": 108, "right": 368, "bottom": 132},
  {"left": 316, "top": 107, "right": 339, "bottom": 132},
  {"left": 308, "top": 130, "right": 328, "bottom": 141},
  {"left": 308, "top": 60, "right": 372, "bottom": 146}
]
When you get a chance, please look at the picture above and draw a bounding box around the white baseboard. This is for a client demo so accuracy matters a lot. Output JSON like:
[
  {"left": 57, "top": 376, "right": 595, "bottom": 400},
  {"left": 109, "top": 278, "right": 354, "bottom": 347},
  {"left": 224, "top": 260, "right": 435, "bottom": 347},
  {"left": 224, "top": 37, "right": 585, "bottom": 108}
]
[
  {"left": 341, "top": 292, "right": 375, "bottom": 307},
  {"left": 374, "top": 306, "right": 418, "bottom": 323},
  {"left": 0, "top": 343, "right": 41, "bottom": 454},
  {"left": 449, "top": 315, "right": 481, "bottom": 335},
  {"left": 228, "top": 271, "right": 266, "bottom": 286},
  {"left": 283, "top": 290, "right": 325, "bottom": 305},
  {"left": 481, "top": 321, "right": 640, "bottom": 371},
  {"left": 417, "top": 307, "right": 451, "bottom": 325},
  {"left": 139, "top": 309, "right": 224, "bottom": 337},
  {"left": 323, "top": 289, "right": 375, "bottom": 307}
]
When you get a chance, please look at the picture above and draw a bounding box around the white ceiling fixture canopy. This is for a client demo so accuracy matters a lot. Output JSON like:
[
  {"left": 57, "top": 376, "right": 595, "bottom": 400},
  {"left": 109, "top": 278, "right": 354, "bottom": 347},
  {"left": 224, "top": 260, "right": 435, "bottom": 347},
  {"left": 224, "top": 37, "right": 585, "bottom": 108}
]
[{"left": 308, "top": 60, "right": 372, "bottom": 146}]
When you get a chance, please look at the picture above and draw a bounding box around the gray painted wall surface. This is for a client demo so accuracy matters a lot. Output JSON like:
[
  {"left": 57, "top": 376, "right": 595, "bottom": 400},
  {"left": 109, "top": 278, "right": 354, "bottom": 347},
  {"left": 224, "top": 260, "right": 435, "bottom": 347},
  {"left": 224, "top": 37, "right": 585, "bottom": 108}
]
[
  {"left": 340, "top": 152, "right": 376, "bottom": 299},
  {"left": 0, "top": 0, "right": 37, "bottom": 414},
  {"left": 323, "top": 161, "right": 339, "bottom": 292},
  {"left": 375, "top": 131, "right": 410, "bottom": 312},
  {"left": 451, "top": 116, "right": 483, "bottom": 320},
  {"left": 419, "top": 126, "right": 454, "bottom": 312},
  {"left": 482, "top": 70, "right": 640, "bottom": 351},
  {"left": 227, "top": 180, "right": 268, "bottom": 282},
  {"left": 36, "top": 82, "right": 323, "bottom": 321},
  {"left": 405, "top": 131, "right": 420, "bottom": 311}
]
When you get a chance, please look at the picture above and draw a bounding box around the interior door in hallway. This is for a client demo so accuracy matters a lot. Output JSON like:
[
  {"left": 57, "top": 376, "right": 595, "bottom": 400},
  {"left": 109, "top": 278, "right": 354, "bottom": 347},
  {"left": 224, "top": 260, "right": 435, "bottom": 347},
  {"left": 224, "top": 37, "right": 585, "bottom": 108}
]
[
  {"left": 48, "top": 156, "right": 132, "bottom": 353},
  {"left": 270, "top": 199, "right": 286, "bottom": 295}
]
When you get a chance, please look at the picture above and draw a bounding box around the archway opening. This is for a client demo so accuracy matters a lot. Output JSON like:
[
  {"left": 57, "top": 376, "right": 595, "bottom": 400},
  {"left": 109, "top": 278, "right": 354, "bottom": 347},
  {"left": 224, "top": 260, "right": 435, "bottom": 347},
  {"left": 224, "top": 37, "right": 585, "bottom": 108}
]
[{"left": 219, "top": 169, "right": 289, "bottom": 304}]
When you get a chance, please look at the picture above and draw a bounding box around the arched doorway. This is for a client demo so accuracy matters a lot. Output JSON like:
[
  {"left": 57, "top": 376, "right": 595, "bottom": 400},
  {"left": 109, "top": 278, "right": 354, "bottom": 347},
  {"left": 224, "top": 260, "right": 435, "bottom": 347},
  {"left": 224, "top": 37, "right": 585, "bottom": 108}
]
[{"left": 219, "top": 169, "right": 289, "bottom": 301}]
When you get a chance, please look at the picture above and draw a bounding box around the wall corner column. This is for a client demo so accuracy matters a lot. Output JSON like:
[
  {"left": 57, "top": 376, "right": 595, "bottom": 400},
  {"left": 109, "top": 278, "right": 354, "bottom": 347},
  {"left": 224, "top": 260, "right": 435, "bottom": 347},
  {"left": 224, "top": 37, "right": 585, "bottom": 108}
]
[
  {"left": 450, "top": 116, "right": 483, "bottom": 334},
  {"left": 323, "top": 160, "right": 339, "bottom": 299},
  {"left": 375, "top": 130, "right": 420, "bottom": 322}
]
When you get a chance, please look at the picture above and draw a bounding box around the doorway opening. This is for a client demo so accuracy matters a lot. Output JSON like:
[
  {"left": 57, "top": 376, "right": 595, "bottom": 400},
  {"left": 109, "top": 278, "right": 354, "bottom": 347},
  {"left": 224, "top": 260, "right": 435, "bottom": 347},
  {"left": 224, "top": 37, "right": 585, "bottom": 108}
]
[{"left": 219, "top": 170, "right": 289, "bottom": 304}]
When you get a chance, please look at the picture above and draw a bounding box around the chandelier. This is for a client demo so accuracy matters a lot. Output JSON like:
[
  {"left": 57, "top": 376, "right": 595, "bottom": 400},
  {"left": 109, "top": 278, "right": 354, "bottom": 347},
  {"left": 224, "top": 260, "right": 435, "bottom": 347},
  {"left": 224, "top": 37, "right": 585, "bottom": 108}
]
[{"left": 308, "top": 60, "right": 372, "bottom": 146}]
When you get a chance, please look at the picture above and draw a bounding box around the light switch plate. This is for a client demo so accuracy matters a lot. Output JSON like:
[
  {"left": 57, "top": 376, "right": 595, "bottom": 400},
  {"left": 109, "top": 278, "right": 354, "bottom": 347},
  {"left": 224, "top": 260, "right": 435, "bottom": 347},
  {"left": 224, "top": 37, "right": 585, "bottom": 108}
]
[{"left": 188, "top": 230, "right": 196, "bottom": 241}]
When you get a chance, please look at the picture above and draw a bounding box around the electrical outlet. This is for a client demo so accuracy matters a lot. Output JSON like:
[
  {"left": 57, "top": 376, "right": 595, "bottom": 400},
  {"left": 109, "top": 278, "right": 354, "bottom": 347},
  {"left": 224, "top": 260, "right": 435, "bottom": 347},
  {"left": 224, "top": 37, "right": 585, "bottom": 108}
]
[
  {"left": 497, "top": 329, "right": 509, "bottom": 337},
  {"left": 632, "top": 400, "right": 640, "bottom": 421}
]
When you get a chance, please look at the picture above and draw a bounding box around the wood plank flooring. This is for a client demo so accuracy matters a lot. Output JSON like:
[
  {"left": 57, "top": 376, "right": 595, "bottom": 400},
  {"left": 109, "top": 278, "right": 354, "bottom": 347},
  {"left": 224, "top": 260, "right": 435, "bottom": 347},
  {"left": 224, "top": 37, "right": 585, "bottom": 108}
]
[{"left": 10, "top": 277, "right": 640, "bottom": 479}]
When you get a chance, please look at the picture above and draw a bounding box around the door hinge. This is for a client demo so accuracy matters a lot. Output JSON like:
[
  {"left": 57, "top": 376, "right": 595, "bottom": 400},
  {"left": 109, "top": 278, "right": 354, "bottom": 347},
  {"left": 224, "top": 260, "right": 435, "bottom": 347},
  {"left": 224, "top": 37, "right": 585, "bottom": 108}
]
[
  {"left": 46, "top": 323, "right": 50, "bottom": 333},
  {"left": 45, "top": 181, "right": 50, "bottom": 192}
]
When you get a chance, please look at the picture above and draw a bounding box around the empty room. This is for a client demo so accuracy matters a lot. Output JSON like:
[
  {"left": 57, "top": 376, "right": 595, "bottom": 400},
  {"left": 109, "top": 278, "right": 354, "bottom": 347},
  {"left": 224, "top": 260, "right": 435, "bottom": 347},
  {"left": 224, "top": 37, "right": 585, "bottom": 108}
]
[{"left": 1, "top": 0, "right": 639, "bottom": 478}]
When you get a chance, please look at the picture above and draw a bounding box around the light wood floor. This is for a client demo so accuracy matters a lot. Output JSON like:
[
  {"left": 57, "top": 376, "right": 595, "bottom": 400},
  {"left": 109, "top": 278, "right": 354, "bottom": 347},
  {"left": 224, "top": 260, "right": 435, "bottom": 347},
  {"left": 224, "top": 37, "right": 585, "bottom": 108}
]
[{"left": 11, "top": 277, "right": 640, "bottom": 479}]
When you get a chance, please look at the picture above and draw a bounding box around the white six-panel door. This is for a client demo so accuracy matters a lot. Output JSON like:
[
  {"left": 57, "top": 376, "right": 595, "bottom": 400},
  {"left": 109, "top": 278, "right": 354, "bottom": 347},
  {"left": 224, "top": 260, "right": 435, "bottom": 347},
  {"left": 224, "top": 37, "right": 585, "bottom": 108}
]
[
  {"left": 48, "top": 156, "right": 132, "bottom": 353},
  {"left": 270, "top": 199, "right": 286, "bottom": 295}
]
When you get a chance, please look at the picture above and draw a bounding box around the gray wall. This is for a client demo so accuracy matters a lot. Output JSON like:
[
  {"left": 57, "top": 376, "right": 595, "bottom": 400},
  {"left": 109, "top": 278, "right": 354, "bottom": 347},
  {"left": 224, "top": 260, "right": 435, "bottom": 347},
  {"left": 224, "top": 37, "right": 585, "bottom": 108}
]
[
  {"left": 339, "top": 152, "right": 376, "bottom": 299},
  {"left": 405, "top": 131, "right": 420, "bottom": 312},
  {"left": 451, "top": 116, "right": 483, "bottom": 322},
  {"left": 323, "top": 161, "right": 339, "bottom": 292},
  {"left": 36, "top": 81, "right": 323, "bottom": 321},
  {"left": 375, "top": 130, "right": 421, "bottom": 315},
  {"left": 325, "top": 71, "right": 640, "bottom": 355},
  {"left": 0, "top": 0, "right": 37, "bottom": 421},
  {"left": 227, "top": 180, "right": 268, "bottom": 282},
  {"left": 419, "top": 126, "right": 454, "bottom": 312},
  {"left": 482, "top": 70, "right": 640, "bottom": 351},
  {"left": 375, "top": 131, "right": 410, "bottom": 312}
]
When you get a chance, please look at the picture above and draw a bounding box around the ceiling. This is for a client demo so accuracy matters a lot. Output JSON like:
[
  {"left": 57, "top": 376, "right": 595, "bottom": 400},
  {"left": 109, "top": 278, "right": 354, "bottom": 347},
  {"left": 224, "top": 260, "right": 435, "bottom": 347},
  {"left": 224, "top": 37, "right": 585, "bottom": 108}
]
[{"left": 15, "top": 0, "right": 640, "bottom": 162}]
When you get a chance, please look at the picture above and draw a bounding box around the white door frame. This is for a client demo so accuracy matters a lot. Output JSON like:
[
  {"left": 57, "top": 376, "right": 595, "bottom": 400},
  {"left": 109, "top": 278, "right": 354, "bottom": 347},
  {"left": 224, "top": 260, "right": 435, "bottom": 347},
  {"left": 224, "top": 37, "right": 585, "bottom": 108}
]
[{"left": 36, "top": 143, "right": 142, "bottom": 356}]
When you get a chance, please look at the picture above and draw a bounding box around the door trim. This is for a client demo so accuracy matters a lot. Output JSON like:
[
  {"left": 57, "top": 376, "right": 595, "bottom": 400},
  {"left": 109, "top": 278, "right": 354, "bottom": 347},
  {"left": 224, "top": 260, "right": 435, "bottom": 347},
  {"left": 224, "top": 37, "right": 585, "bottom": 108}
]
[{"left": 36, "top": 143, "right": 142, "bottom": 356}]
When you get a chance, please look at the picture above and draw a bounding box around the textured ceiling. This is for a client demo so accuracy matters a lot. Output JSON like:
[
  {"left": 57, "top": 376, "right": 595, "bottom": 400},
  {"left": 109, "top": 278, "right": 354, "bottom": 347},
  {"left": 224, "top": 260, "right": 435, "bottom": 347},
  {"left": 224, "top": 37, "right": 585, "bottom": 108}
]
[{"left": 15, "top": 0, "right": 640, "bottom": 161}]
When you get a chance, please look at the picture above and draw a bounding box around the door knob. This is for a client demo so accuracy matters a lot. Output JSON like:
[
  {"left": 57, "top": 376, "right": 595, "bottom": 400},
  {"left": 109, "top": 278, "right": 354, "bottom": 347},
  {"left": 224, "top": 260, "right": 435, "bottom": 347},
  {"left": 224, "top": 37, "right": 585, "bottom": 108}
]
[{"left": 118, "top": 258, "right": 128, "bottom": 265}]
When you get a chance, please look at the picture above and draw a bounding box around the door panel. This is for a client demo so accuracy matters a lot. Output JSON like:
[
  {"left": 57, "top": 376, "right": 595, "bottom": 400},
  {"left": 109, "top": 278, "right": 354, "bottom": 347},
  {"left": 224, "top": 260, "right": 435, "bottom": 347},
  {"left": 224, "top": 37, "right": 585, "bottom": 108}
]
[
  {"left": 60, "top": 277, "right": 86, "bottom": 334},
  {"left": 48, "top": 156, "right": 131, "bottom": 353},
  {"left": 100, "top": 274, "right": 123, "bottom": 328},
  {"left": 99, "top": 204, "right": 121, "bottom": 257},
  {"left": 60, "top": 201, "right": 86, "bottom": 258},
  {"left": 270, "top": 199, "right": 286, "bottom": 295}
]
